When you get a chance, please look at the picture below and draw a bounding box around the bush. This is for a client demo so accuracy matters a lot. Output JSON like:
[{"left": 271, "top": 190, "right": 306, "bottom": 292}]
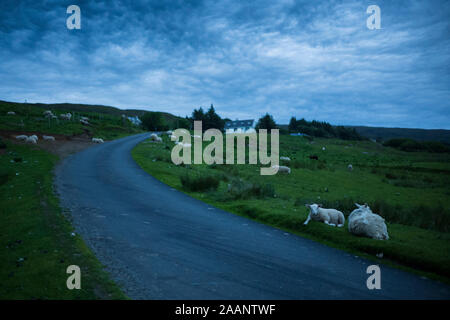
[
  {"left": 0, "top": 137, "right": 6, "bottom": 149},
  {"left": 180, "top": 174, "right": 220, "bottom": 192},
  {"left": 383, "top": 138, "right": 450, "bottom": 153},
  {"left": 227, "top": 179, "right": 275, "bottom": 200}
]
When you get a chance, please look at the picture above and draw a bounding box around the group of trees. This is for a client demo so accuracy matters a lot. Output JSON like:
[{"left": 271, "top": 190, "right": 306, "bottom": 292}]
[
  {"left": 141, "top": 105, "right": 363, "bottom": 141},
  {"left": 288, "top": 117, "right": 363, "bottom": 140}
]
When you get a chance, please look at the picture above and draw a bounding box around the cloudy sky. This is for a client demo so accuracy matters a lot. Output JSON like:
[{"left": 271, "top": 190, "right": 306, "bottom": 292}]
[{"left": 0, "top": 0, "right": 449, "bottom": 129}]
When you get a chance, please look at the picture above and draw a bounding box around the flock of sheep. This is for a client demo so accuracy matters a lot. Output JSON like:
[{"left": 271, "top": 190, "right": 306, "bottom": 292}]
[
  {"left": 304, "top": 202, "right": 389, "bottom": 240},
  {"left": 8, "top": 110, "right": 104, "bottom": 144}
]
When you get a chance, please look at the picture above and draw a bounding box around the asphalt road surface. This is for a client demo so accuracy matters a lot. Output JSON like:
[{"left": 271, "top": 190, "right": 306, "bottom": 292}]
[{"left": 55, "top": 133, "right": 450, "bottom": 299}]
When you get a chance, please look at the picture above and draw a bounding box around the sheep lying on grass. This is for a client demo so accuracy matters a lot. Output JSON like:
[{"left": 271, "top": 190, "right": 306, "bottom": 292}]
[
  {"left": 304, "top": 203, "right": 345, "bottom": 227},
  {"left": 43, "top": 135, "right": 55, "bottom": 141},
  {"left": 272, "top": 165, "right": 291, "bottom": 174},
  {"left": 280, "top": 156, "right": 291, "bottom": 161},
  {"left": 348, "top": 203, "right": 389, "bottom": 240},
  {"left": 92, "top": 138, "right": 104, "bottom": 143},
  {"left": 7, "top": 111, "right": 16, "bottom": 115}
]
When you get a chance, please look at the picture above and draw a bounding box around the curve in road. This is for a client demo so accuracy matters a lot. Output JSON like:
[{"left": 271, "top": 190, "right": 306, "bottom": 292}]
[{"left": 55, "top": 133, "right": 450, "bottom": 299}]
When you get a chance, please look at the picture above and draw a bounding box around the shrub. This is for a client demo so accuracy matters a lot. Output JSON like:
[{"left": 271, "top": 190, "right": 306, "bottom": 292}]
[
  {"left": 180, "top": 174, "right": 220, "bottom": 192},
  {"left": 0, "top": 137, "right": 6, "bottom": 149},
  {"left": 227, "top": 179, "right": 275, "bottom": 200}
]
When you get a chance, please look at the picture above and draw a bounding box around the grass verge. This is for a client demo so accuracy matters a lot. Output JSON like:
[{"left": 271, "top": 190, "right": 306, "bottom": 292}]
[{"left": 0, "top": 141, "right": 126, "bottom": 299}]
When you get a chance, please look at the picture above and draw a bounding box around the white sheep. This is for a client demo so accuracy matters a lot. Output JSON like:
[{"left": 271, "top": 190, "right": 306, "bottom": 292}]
[
  {"left": 166, "top": 130, "right": 173, "bottom": 135},
  {"left": 43, "top": 135, "right": 55, "bottom": 141},
  {"left": 80, "top": 119, "right": 89, "bottom": 125},
  {"left": 43, "top": 110, "right": 53, "bottom": 118},
  {"left": 7, "top": 111, "right": 16, "bottom": 115},
  {"left": 92, "top": 138, "right": 104, "bottom": 143},
  {"left": 272, "top": 165, "right": 291, "bottom": 174},
  {"left": 60, "top": 113, "right": 72, "bottom": 120},
  {"left": 280, "top": 156, "right": 291, "bottom": 161},
  {"left": 348, "top": 203, "right": 389, "bottom": 240},
  {"left": 155, "top": 136, "right": 162, "bottom": 143},
  {"left": 150, "top": 133, "right": 159, "bottom": 141},
  {"left": 322, "top": 147, "right": 326, "bottom": 151},
  {"left": 304, "top": 203, "right": 345, "bottom": 227},
  {"left": 26, "top": 135, "right": 38, "bottom": 144},
  {"left": 348, "top": 164, "right": 353, "bottom": 171},
  {"left": 15, "top": 135, "right": 28, "bottom": 141}
]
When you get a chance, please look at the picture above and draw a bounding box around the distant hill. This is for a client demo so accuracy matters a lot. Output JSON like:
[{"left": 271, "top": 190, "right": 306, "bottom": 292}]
[
  {"left": 348, "top": 126, "right": 450, "bottom": 145},
  {"left": 0, "top": 100, "right": 184, "bottom": 127}
]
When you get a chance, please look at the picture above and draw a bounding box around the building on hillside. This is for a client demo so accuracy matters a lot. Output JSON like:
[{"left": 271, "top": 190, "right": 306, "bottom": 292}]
[
  {"left": 225, "top": 119, "right": 256, "bottom": 134},
  {"left": 127, "top": 116, "right": 142, "bottom": 126},
  {"left": 290, "top": 132, "right": 309, "bottom": 137}
]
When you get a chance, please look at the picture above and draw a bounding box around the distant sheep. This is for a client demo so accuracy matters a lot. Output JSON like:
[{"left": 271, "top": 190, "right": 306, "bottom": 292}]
[
  {"left": 80, "top": 119, "right": 89, "bottom": 125},
  {"left": 166, "top": 130, "right": 173, "bottom": 135},
  {"left": 92, "top": 138, "right": 104, "bottom": 143},
  {"left": 348, "top": 203, "right": 389, "bottom": 240},
  {"left": 304, "top": 203, "right": 345, "bottom": 227},
  {"left": 60, "top": 113, "right": 72, "bottom": 120},
  {"left": 348, "top": 164, "right": 353, "bottom": 171},
  {"left": 322, "top": 147, "right": 326, "bottom": 151},
  {"left": 43, "top": 135, "right": 55, "bottom": 141},
  {"left": 280, "top": 156, "right": 291, "bottom": 162},
  {"left": 7, "top": 111, "right": 16, "bottom": 115},
  {"left": 150, "top": 133, "right": 159, "bottom": 141},
  {"left": 272, "top": 165, "right": 291, "bottom": 174},
  {"left": 15, "top": 135, "right": 28, "bottom": 141},
  {"left": 26, "top": 135, "right": 38, "bottom": 144},
  {"left": 43, "top": 110, "right": 54, "bottom": 118},
  {"left": 155, "top": 136, "right": 162, "bottom": 143}
]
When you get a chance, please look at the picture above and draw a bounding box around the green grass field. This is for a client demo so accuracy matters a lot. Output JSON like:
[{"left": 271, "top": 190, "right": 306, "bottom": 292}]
[
  {"left": 0, "top": 141, "right": 127, "bottom": 299},
  {"left": 132, "top": 133, "right": 450, "bottom": 283}
]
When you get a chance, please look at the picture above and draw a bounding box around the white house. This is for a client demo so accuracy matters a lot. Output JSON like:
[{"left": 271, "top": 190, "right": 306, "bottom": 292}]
[
  {"left": 127, "top": 116, "right": 142, "bottom": 126},
  {"left": 225, "top": 119, "right": 256, "bottom": 134}
]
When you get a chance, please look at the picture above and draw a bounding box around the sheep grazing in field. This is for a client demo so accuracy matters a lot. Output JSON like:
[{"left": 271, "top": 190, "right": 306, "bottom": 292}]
[
  {"left": 80, "top": 116, "right": 89, "bottom": 121},
  {"left": 15, "top": 135, "right": 28, "bottom": 141},
  {"left": 166, "top": 130, "right": 173, "bottom": 135},
  {"left": 92, "top": 138, "right": 104, "bottom": 143},
  {"left": 150, "top": 133, "right": 159, "bottom": 141},
  {"left": 43, "top": 135, "right": 55, "bottom": 141},
  {"left": 322, "top": 147, "right": 326, "bottom": 151},
  {"left": 155, "top": 136, "right": 162, "bottom": 143},
  {"left": 60, "top": 113, "right": 72, "bottom": 120},
  {"left": 43, "top": 110, "right": 54, "bottom": 118},
  {"left": 80, "top": 119, "right": 89, "bottom": 125},
  {"left": 280, "top": 156, "right": 291, "bottom": 162},
  {"left": 7, "top": 111, "right": 16, "bottom": 115},
  {"left": 304, "top": 203, "right": 345, "bottom": 227},
  {"left": 272, "top": 165, "right": 291, "bottom": 174},
  {"left": 26, "top": 135, "right": 38, "bottom": 144},
  {"left": 348, "top": 203, "right": 389, "bottom": 240},
  {"left": 348, "top": 164, "right": 353, "bottom": 171}
]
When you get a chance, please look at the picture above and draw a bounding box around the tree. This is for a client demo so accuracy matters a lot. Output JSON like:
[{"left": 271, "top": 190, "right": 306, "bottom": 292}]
[
  {"left": 141, "top": 112, "right": 168, "bottom": 131},
  {"left": 288, "top": 117, "right": 297, "bottom": 132},
  {"left": 191, "top": 104, "right": 224, "bottom": 132},
  {"left": 256, "top": 113, "right": 277, "bottom": 130}
]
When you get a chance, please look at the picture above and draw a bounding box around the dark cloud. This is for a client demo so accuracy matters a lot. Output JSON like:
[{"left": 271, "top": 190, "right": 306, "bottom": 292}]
[{"left": 0, "top": 0, "right": 449, "bottom": 128}]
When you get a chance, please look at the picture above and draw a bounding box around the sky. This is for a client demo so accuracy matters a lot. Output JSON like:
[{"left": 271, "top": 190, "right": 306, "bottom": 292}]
[{"left": 0, "top": 0, "right": 449, "bottom": 129}]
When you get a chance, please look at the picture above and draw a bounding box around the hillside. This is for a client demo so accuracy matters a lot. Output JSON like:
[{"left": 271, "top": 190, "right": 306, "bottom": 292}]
[{"left": 349, "top": 126, "right": 450, "bottom": 145}]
